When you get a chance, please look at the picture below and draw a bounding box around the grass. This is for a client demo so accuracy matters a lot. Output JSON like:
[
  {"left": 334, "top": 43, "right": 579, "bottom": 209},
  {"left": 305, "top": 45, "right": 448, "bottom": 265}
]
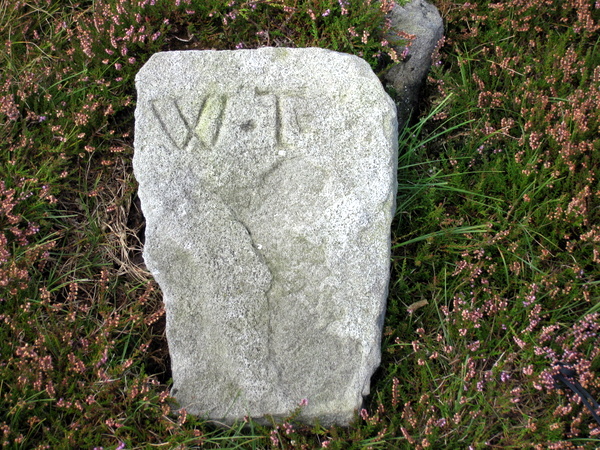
[{"left": 1, "top": 0, "right": 599, "bottom": 448}]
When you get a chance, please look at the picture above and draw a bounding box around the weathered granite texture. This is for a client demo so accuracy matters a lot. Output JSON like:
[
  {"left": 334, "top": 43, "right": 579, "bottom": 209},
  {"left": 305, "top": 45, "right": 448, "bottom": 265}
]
[
  {"left": 133, "top": 48, "right": 397, "bottom": 426},
  {"left": 385, "top": 0, "right": 444, "bottom": 120}
]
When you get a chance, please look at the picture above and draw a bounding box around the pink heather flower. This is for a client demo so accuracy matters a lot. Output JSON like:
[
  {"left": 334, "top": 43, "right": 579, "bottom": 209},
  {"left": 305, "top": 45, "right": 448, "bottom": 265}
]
[
  {"left": 322, "top": 441, "right": 330, "bottom": 448},
  {"left": 338, "top": 0, "right": 349, "bottom": 14},
  {"left": 467, "top": 340, "right": 481, "bottom": 352},
  {"left": 270, "top": 429, "right": 279, "bottom": 446},
  {"left": 360, "top": 408, "right": 369, "bottom": 420},
  {"left": 361, "top": 30, "right": 369, "bottom": 44},
  {"left": 513, "top": 336, "right": 527, "bottom": 348},
  {"left": 322, "top": 9, "right": 330, "bottom": 16},
  {"left": 299, "top": 398, "right": 308, "bottom": 407},
  {"left": 523, "top": 365, "right": 534, "bottom": 376}
]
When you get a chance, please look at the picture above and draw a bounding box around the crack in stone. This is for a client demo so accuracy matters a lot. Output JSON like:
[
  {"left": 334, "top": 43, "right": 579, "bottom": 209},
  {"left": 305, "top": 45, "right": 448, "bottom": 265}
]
[{"left": 227, "top": 208, "right": 280, "bottom": 385}]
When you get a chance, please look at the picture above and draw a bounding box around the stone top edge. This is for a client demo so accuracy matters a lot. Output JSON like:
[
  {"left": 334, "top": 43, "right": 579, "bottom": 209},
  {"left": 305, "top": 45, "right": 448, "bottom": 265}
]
[
  {"left": 137, "top": 47, "right": 377, "bottom": 81},
  {"left": 145, "top": 46, "right": 356, "bottom": 56}
]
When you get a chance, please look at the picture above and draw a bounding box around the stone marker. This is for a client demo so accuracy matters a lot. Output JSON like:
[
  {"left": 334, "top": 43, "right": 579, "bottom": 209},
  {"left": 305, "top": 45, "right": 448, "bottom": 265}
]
[{"left": 133, "top": 47, "right": 397, "bottom": 426}]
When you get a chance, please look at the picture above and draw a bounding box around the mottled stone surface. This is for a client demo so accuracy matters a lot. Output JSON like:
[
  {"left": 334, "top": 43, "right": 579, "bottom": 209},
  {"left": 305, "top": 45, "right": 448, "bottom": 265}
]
[{"left": 133, "top": 48, "right": 397, "bottom": 426}]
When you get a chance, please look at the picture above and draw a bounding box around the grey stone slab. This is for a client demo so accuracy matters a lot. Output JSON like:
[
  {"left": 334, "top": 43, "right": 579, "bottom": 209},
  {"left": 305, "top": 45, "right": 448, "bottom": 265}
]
[{"left": 133, "top": 47, "right": 397, "bottom": 426}]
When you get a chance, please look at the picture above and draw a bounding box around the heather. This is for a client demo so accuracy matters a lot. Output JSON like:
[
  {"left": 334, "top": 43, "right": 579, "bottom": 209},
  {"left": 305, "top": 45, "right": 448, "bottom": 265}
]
[{"left": 0, "top": 0, "right": 599, "bottom": 448}]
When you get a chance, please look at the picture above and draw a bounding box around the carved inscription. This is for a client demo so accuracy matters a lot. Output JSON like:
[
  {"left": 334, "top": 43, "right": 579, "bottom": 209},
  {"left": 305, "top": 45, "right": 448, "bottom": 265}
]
[
  {"left": 150, "top": 88, "right": 310, "bottom": 151},
  {"left": 195, "top": 95, "right": 227, "bottom": 147}
]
